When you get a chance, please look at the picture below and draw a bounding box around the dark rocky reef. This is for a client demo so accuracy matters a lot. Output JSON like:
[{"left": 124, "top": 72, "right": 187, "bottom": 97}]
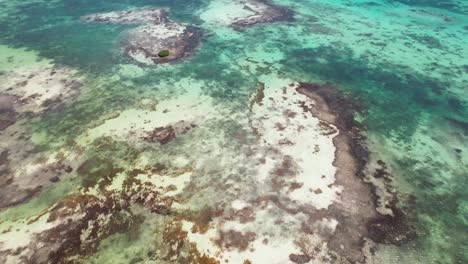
[
  {"left": 142, "top": 126, "right": 176, "bottom": 144},
  {"left": 297, "top": 82, "right": 417, "bottom": 262}
]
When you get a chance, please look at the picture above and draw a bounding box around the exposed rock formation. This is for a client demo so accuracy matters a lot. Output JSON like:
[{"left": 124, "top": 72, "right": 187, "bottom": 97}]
[{"left": 81, "top": 8, "right": 201, "bottom": 65}]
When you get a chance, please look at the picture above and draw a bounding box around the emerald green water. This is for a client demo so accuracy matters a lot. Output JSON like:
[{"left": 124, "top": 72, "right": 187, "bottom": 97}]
[{"left": 0, "top": 0, "right": 467, "bottom": 263}]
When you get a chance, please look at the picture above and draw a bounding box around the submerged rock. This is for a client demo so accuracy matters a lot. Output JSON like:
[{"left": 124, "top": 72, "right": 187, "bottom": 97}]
[
  {"left": 142, "top": 126, "right": 176, "bottom": 144},
  {"left": 289, "top": 254, "right": 311, "bottom": 264},
  {"left": 81, "top": 8, "right": 201, "bottom": 65}
]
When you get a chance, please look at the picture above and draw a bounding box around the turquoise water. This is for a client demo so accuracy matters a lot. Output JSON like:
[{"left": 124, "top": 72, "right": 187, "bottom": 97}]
[{"left": 0, "top": 0, "right": 467, "bottom": 263}]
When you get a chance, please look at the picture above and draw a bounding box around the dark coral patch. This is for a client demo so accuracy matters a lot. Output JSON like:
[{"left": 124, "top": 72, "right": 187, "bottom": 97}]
[{"left": 142, "top": 126, "right": 176, "bottom": 144}]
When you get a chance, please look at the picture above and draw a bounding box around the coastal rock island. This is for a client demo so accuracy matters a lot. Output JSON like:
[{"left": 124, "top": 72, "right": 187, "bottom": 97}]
[{"left": 81, "top": 8, "right": 201, "bottom": 65}]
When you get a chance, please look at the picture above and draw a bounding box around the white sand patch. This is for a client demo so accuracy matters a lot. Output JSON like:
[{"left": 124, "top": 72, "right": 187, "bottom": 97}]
[
  {"left": 126, "top": 51, "right": 155, "bottom": 65},
  {"left": 315, "top": 218, "right": 339, "bottom": 231},
  {"left": 200, "top": 0, "right": 256, "bottom": 26},
  {"left": 76, "top": 91, "right": 216, "bottom": 145},
  {"left": 231, "top": 199, "right": 249, "bottom": 210},
  {"left": 80, "top": 8, "right": 167, "bottom": 25},
  {"left": 181, "top": 203, "right": 310, "bottom": 263},
  {"left": 251, "top": 76, "right": 341, "bottom": 209},
  {"left": 182, "top": 221, "right": 219, "bottom": 250},
  {"left": 199, "top": 0, "right": 283, "bottom": 27},
  {"left": 0, "top": 211, "right": 81, "bottom": 264},
  {"left": 105, "top": 172, "right": 127, "bottom": 191},
  {"left": 222, "top": 238, "right": 297, "bottom": 264},
  {"left": 135, "top": 23, "right": 185, "bottom": 39},
  {"left": 0, "top": 213, "right": 56, "bottom": 251}
]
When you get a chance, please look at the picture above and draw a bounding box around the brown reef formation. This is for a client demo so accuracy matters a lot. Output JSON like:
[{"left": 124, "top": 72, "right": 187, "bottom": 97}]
[
  {"left": 81, "top": 8, "right": 201, "bottom": 65},
  {"left": 296, "top": 83, "right": 416, "bottom": 261}
]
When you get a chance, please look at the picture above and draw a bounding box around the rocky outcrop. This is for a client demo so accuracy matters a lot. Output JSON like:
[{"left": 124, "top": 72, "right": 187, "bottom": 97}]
[
  {"left": 81, "top": 8, "right": 201, "bottom": 65},
  {"left": 142, "top": 126, "right": 176, "bottom": 144}
]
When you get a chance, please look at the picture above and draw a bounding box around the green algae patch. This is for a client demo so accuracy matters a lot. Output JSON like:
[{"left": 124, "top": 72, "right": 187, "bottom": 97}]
[{"left": 158, "top": 50, "right": 170, "bottom": 57}]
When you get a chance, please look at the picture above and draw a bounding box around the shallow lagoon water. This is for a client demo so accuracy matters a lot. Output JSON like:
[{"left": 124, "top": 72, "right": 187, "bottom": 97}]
[{"left": 0, "top": 0, "right": 467, "bottom": 263}]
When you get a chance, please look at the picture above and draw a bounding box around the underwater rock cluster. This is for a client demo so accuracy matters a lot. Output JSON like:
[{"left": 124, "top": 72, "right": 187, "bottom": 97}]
[{"left": 81, "top": 8, "right": 201, "bottom": 65}]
